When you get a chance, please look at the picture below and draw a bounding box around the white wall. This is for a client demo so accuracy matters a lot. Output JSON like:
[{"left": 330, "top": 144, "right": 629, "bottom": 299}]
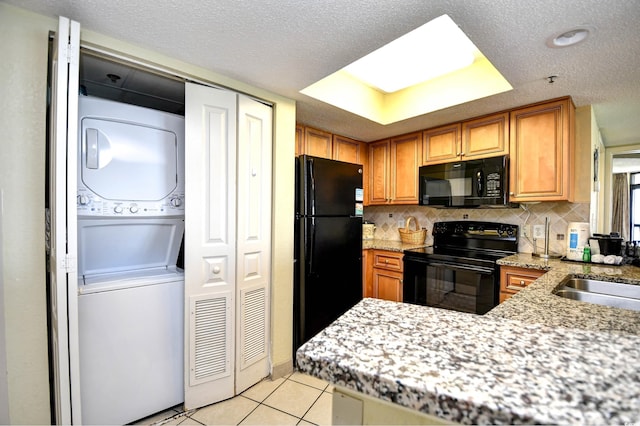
[
  {"left": 0, "top": 5, "right": 55, "bottom": 424},
  {"left": 0, "top": 190, "right": 9, "bottom": 425},
  {"left": 0, "top": 4, "right": 296, "bottom": 423}
]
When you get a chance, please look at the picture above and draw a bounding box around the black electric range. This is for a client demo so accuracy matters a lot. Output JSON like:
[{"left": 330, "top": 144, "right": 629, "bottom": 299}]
[{"left": 403, "top": 221, "right": 519, "bottom": 314}]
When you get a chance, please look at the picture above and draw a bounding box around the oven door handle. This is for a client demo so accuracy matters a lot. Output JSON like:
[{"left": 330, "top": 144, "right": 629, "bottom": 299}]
[{"left": 426, "top": 262, "right": 493, "bottom": 274}]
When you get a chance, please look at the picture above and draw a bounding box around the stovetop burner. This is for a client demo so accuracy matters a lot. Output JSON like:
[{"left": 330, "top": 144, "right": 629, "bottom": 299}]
[{"left": 404, "top": 221, "right": 519, "bottom": 261}]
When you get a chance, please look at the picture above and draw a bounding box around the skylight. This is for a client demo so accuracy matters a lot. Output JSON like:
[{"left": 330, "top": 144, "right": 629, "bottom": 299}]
[
  {"left": 343, "top": 15, "right": 476, "bottom": 93},
  {"left": 300, "top": 14, "right": 512, "bottom": 125}
]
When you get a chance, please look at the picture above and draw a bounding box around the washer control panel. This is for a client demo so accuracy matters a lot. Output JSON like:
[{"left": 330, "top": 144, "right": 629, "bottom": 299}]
[{"left": 77, "top": 187, "right": 185, "bottom": 217}]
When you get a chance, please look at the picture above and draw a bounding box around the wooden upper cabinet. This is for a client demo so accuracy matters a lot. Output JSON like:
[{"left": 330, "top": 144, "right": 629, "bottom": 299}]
[
  {"left": 333, "top": 134, "right": 365, "bottom": 164},
  {"left": 422, "top": 123, "right": 461, "bottom": 165},
  {"left": 296, "top": 124, "right": 366, "bottom": 165},
  {"left": 368, "top": 133, "right": 421, "bottom": 205},
  {"left": 462, "top": 112, "right": 509, "bottom": 160},
  {"left": 390, "top": 132, "right": 421, "bottom": 204},
  {"left": 302, "top": 126, "right": 333, "bottom": 158},
  {"left": 368, "top": 140, "right": 390, "bottom": 205},
  {"left": 295, "top": 124, "right": 304, "bottom": 156},
  {"left": 509, "top": 97, "right": 575, "bottom": 202},
  {"left": 423, "top": 113, "right": 508, "bottom": 165}
]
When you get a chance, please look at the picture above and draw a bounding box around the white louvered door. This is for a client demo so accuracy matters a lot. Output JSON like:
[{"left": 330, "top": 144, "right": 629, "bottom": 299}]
[
  {"left": 184, "top": 83, "right": 237, "bottom": 409},
  {"left": 235, "top": 95, "right": 272, "bottom": 393}
]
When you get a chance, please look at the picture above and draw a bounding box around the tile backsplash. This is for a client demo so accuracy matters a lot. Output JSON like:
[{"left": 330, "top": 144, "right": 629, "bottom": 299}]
[{"left": 364, "top": 202, "right": 590, "bottom": 255}]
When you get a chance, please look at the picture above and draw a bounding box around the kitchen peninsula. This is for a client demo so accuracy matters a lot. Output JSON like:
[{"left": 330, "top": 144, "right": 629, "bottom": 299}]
[{"left": 296, "top": 255, "right": 640, "bottom": 424}]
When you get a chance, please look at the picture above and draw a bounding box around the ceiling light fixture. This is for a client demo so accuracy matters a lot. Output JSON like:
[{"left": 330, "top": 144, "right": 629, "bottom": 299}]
[
  {"left": 300, "top": 14, "right": 512, "bottom": 125},
  {"left": 547, "top": 26, "right": 594, "bottom": 48},
  {"left": 343, "top": 14, "right": 476, "bottom": 93}
]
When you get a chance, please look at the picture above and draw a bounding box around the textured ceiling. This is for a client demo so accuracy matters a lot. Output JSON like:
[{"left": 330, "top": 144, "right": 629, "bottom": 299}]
[{"left": 5, "top": 0, "right": 640, "bottom": 146}]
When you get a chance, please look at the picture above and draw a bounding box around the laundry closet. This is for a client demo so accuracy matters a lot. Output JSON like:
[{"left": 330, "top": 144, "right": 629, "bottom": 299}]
[{"left": 48, "top": 17, "right": 273, "bottom": 425}]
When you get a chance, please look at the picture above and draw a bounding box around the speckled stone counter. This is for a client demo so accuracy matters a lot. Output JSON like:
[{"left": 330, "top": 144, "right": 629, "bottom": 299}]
[
  {"left": 362, "top": 238, "right": 427, "bottom": 252},
  {"left": 297, "top": 254, "right": 640, "bottom": 424},
  {"left": 492, "top": 254, "right": 640, "bottom": 335},
  {"left": 297, "top": 298, "right": 640, "bottom": 424}
]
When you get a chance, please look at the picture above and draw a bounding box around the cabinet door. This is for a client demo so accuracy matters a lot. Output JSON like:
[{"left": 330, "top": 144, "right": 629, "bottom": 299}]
[
  {"left": 368, "top": 140, "right": 390, "bottom": 205},
  {"left": 499, "top": 266, "right": 545, "bottom": 303},
  {"left": 362, "top": 249, "right": 373, "bottom": 298},
  {"left": 462, "top": 112, "right": 509, "bottom": 159},
  {"left": 373, "top": 269, "right": 403, "bottom": 302},
  {"left": 333, "top": 134, "right": 364, "bottom": 164},
  {"left": 422, "top": 123, "right": 461, "bottom": 165},
  {"left": 390, "top": 132, "right": 421, "bottom": 204},
  {"left": 509, "top": 98, "right": 574, "bottom": 201},
  {"left": 304, "top": 126, "right": 333, "bottom": 158},
  {"left": 295, "top": 124, "right": 304, "bottom": 157}
]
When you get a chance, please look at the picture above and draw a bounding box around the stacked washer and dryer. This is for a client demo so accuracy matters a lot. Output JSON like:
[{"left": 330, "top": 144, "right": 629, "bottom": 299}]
[{"left": 76, "top": 96, "right": 185, "bottom": 424}]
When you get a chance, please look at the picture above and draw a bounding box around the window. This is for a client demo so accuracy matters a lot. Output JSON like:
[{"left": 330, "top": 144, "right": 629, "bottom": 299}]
[{"left": 631, "top": 172, "right": 640, "bottom": 241}]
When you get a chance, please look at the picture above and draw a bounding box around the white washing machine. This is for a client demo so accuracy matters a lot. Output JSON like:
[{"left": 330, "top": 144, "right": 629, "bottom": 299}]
[{"left": 76, "top": 96, "right": 186, "bottom": 425}]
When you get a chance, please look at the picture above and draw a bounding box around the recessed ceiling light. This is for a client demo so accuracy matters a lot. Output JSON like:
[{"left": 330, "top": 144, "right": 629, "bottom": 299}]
[{"left": 547, "top": 26, "right": 594, "bottom": 48}]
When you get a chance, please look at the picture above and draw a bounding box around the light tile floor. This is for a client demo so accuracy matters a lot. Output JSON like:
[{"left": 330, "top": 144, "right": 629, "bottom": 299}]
[{"left": 133, "top": 372, "right": 332, "bottom": 426}]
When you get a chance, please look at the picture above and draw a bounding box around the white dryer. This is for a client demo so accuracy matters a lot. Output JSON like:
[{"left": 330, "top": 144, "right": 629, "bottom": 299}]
[
  {"left": 77, "top": 95, "right": 185, "bottom": 217},
  {"left": 76, "top": 96, "right": 186, "bottom": 425}
]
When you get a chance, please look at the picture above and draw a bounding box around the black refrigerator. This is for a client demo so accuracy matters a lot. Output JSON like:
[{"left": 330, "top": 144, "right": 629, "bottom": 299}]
[{"left": 294, "top": 155, "right": 363, "bottom": 354}]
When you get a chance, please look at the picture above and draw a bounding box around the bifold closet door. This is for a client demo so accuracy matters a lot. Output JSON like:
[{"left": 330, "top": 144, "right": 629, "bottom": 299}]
[
  {"left": 49, "top": 16, "right": 81, "bottom": 425},
  {"left": 235, "top": 95, "right": 272, "bottom": 393},
  {"left": 184, "top": 83, "right": 237, "bottom": 409}
]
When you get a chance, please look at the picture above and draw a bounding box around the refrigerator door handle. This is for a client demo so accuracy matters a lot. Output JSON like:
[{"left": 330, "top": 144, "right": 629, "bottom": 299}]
[
  {"left": 309, "top": 159, "right": 316, "bottom": 216},
  {"left": 308, "top": 217, "right": 315, "bottom": 273}
]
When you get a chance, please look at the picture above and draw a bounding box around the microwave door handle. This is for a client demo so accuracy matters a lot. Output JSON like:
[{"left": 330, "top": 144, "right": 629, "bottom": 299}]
[{"left": 476, "top": 170, "right": 483, "bottom": 196}]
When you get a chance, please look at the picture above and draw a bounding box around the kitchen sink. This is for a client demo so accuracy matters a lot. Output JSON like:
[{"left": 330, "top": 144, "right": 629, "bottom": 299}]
[{"left": 554, "top": 278, "right": 640, "bottom": 312}]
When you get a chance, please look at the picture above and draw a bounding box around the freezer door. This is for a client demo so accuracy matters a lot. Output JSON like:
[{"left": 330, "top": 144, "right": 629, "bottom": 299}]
[
  {"left": 294, "top": 216, "right": 362, "bottom": 351},
  {"left": 297, "top": 156, "right": 363, "bottom": 217}
]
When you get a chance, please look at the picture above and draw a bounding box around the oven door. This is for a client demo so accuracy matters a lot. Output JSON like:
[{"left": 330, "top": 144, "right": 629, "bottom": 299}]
[{"left": 403, "top": 255, "right": 498, "bottom": 314}]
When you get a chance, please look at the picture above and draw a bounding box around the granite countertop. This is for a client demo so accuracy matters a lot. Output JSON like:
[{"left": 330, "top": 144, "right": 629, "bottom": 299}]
[
  {"left": 492, "top": 254, "right": 640, "bottom": 334},
  {"left": 296, "top": 252, "right": 640, "bottom": 424},
  {"left": 362, "top": 238, "right": 428, "bottom": 252}
]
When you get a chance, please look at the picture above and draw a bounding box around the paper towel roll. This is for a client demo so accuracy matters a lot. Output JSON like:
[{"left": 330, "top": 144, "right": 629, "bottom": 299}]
[{"left": 566, "top": 222, "right": 590, "bottom": 260}]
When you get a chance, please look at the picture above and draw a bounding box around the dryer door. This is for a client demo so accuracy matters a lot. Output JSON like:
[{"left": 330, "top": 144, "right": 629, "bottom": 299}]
[{"left": 80, "top": 116, "right": 179, "bottom": 201}]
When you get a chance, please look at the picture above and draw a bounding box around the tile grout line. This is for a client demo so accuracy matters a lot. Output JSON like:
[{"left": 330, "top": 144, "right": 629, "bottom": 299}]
[
  {"left": 151, "top": 374, "right": 331, "bottom": 425},
  {"left": 236, "top": 375, "right": 295, "bottom": 425}
]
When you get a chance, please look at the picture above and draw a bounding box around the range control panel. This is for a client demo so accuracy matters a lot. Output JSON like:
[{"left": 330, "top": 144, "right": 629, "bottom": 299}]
[
  {"left": 77, "top": 187, "right": 184, "bottom": 217},
  {"left": 432, "top": 221, "right": 519, "bottom": 239}
]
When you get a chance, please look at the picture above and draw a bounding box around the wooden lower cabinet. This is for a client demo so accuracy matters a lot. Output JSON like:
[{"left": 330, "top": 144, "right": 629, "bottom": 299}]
[
  {"left": 363, "top": 249, "right": 373, "bottom": 297},
  {"left": 363, "top": 249, "right": 404, "bottom": 302},
  {"left": 499, "top": 265, "right": 545, "bottom": 303}
]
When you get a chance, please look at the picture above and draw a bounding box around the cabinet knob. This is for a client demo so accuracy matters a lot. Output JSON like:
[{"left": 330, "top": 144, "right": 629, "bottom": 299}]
[
  {"left": 509, "top": 192, "right": 515, "bottom": 196},
  {"left": 519, "top": 280, "right": 525, "bottom": 286},
  {"left": 460, "top": 152, "right": 465, "bottom": 156}
]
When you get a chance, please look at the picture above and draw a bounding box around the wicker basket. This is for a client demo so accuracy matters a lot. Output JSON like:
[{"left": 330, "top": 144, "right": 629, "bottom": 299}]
[{"left": 398, "top": 216, "right": 427, "bottom": 244}]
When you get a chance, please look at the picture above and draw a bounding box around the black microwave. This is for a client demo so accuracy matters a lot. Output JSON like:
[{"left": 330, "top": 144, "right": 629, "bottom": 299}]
[{"left": 419, "top": 155, "right": 510, "bottom": 207}]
